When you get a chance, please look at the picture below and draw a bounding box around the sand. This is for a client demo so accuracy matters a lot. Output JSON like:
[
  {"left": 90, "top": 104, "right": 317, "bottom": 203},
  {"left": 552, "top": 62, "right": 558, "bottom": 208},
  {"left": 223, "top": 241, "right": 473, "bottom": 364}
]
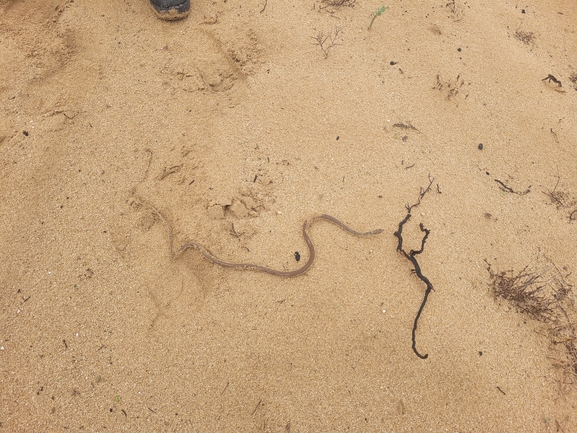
[{"left": 1, "top": 0, "right": 576, "bottom": 431}]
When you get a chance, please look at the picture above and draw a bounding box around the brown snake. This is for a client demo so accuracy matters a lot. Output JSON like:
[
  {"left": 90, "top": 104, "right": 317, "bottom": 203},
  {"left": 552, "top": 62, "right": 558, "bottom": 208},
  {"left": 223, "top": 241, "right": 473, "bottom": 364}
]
[
  {"left": 132, "top": 193, "right": 383, "bottom": 277},
  {"left": 175, "top": 214, "right": 383, "bottom": 277}
]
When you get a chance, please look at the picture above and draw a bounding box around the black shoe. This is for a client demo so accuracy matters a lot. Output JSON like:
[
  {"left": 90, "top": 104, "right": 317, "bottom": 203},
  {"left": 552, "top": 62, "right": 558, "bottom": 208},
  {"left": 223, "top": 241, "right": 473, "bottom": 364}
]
[{"left": 150, "top": 0, "right": 190, "bottom": 20}]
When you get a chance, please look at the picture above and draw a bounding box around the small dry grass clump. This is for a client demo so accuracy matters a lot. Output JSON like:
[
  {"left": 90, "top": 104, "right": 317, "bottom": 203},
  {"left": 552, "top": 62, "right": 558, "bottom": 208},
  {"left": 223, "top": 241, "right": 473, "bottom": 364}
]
[
  {"left": 542, "top": 176, "right": 577, "bottom": 222},
  {"left": 434, "top": 73, "right": 466, "bottom": 100},
  {"left": 570, "top": 73, "right": 577, "bottom": 91},
  {"left": 488, "top": 262, "right": 568, "bottom": 322},
  {"left": 487, "top": 256, "right": 577, "bottom": 382},
  {"left": 514, "top": 30, "right": 536, "bottom": 45},
  {"left": 544, "top": 188, "right": 575, "bottom": 210},
  {"left": 445, "top": 0, "right": 465, "bottom": 21}
]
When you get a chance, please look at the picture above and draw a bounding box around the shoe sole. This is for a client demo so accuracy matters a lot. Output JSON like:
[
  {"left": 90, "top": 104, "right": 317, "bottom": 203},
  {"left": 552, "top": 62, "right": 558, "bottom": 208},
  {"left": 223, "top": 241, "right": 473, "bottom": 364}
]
[{"left": 149, "top": 3, "right": 190, "bottom": 20}]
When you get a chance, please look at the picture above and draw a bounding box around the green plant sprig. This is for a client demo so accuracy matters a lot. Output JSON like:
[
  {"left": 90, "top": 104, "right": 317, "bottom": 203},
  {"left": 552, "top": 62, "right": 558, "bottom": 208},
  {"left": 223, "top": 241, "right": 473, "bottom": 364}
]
[{"left": 368, "top": 5, "right": 388, "bottom": 30}]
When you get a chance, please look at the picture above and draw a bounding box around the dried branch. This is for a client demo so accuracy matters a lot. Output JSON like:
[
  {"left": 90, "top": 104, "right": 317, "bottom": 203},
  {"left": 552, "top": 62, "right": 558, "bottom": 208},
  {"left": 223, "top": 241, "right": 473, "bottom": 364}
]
[
  {"left": 394, "top": 175, "right": 436, "bottom": 359},
  {"left": 311, "top": 26, "right": 344, "bottom": 59}
]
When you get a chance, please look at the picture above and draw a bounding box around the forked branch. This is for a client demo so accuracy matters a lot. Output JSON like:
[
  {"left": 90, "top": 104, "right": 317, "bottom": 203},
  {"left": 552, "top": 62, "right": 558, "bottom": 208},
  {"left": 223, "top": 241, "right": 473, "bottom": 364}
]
[{"left": 311, "top": 26, "right": 344, "bottom": 58}]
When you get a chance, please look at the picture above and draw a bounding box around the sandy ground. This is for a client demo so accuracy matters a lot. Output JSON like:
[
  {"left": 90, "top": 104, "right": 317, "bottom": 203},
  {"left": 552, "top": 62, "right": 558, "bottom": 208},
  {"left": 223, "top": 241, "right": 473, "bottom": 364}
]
[{"left": 1, "top": 0, "right": 577, "bottom": 431}]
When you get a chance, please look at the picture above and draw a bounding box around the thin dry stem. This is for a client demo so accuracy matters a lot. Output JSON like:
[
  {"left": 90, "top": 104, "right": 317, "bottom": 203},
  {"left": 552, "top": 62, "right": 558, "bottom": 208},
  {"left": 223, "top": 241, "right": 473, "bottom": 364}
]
[{"left": 311, "top": 26, "right": 344, "bottom": 59}]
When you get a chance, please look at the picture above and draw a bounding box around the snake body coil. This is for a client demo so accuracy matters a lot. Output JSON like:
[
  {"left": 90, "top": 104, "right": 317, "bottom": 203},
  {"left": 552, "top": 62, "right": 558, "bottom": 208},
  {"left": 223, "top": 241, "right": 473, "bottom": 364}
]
[{"left": 176, "top": 214, "right": 383, "bottom": 277}]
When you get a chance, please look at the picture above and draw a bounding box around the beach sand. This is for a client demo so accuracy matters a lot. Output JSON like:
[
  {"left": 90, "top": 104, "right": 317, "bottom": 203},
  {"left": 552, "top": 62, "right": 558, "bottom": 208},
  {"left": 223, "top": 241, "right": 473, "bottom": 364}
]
[{"left": 1, "top": 0, "right": 576, "bottom": 431}]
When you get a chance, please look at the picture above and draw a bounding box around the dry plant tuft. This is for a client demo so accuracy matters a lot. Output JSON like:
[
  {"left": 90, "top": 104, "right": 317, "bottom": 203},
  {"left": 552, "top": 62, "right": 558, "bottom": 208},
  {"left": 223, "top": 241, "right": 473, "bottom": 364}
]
[
  {"left": 311, "top": 26, "right": 344, "bottom": 59},
  {"left": 488, "top": 262, "right": 565, "bottom": 322},
  {"left": 487, "top": 256, "right": 577, "bottom": 383},
  {"left": 445, "top": 0, "right": 465, "bottom": 21},
  {"left": 434, "top": 73, "right": 466, "bottom": 100},
  {"left": 543, "top": 176, "right": 577, "bottom": 222},
  {"left": 569, "top": 72, "right": 577, "bottom": 92},
  {"left": 514, "top": 29, "right": 536, "bottom": 45}
]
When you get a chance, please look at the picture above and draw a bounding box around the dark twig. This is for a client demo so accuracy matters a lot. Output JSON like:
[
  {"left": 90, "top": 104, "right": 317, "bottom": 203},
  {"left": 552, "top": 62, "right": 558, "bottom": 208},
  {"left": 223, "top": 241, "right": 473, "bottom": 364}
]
[
  {"left": 550, "top": 128, "right": 559, "bottom": 143},
  {"left": 495, "top": 179, "right": 514, "bottom": 193},
  {"left": 405, "top": 175, "right": 434, "bottom": 214},
  {"left": 542, "top": 74, "right": 562, "bottom": 87},
  {"left": 394, "top": 176, "right": 435, "bottom": 359},
  {"left": 251, "top": 399, "right": 262, "bottom": 416},
  {"left": 495, "top": 179, "right": 531, "bottom": 196}
]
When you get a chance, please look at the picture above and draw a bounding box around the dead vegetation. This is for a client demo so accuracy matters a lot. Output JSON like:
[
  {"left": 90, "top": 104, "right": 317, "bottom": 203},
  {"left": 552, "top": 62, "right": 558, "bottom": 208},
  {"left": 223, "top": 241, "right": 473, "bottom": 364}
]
[
  {"left": 311, "top": 26, "right": 344, "bottom": 59},
  {"left": 569, "top": 72, "right": 577, "bottom": 91},
  {"left": 320, "top": 0, "right": 356, "bottom": 6},
  {"left": 543, "top": 176, "right": 577, "bottom": 222},
  {"left": 514, "top": 29, "right": 536, "bottom": 45},
  {"left": 434, "top": 73, "right": 467, "bottom": 100},
  {"left": 445, "top": 0, "right": 465, "bottom": 21},
  {"left": 487, "top": 256, "right": 577, "bottom": 383}
]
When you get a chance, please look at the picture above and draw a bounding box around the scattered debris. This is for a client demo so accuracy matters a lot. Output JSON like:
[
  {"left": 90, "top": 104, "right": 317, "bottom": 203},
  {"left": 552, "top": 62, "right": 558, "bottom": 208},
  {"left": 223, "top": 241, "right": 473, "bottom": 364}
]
[
  {"left": 445, "top": 0, "right": 465, "bottom": 21},
  {"left": 514, "top": 30, "right": 536, "bottom": 45},
  {"left": 393, "top": 122, "right": 419, "bottom": 132},
  {"left": 435, "top": 74, "right": 467, "bottom": 100}
]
